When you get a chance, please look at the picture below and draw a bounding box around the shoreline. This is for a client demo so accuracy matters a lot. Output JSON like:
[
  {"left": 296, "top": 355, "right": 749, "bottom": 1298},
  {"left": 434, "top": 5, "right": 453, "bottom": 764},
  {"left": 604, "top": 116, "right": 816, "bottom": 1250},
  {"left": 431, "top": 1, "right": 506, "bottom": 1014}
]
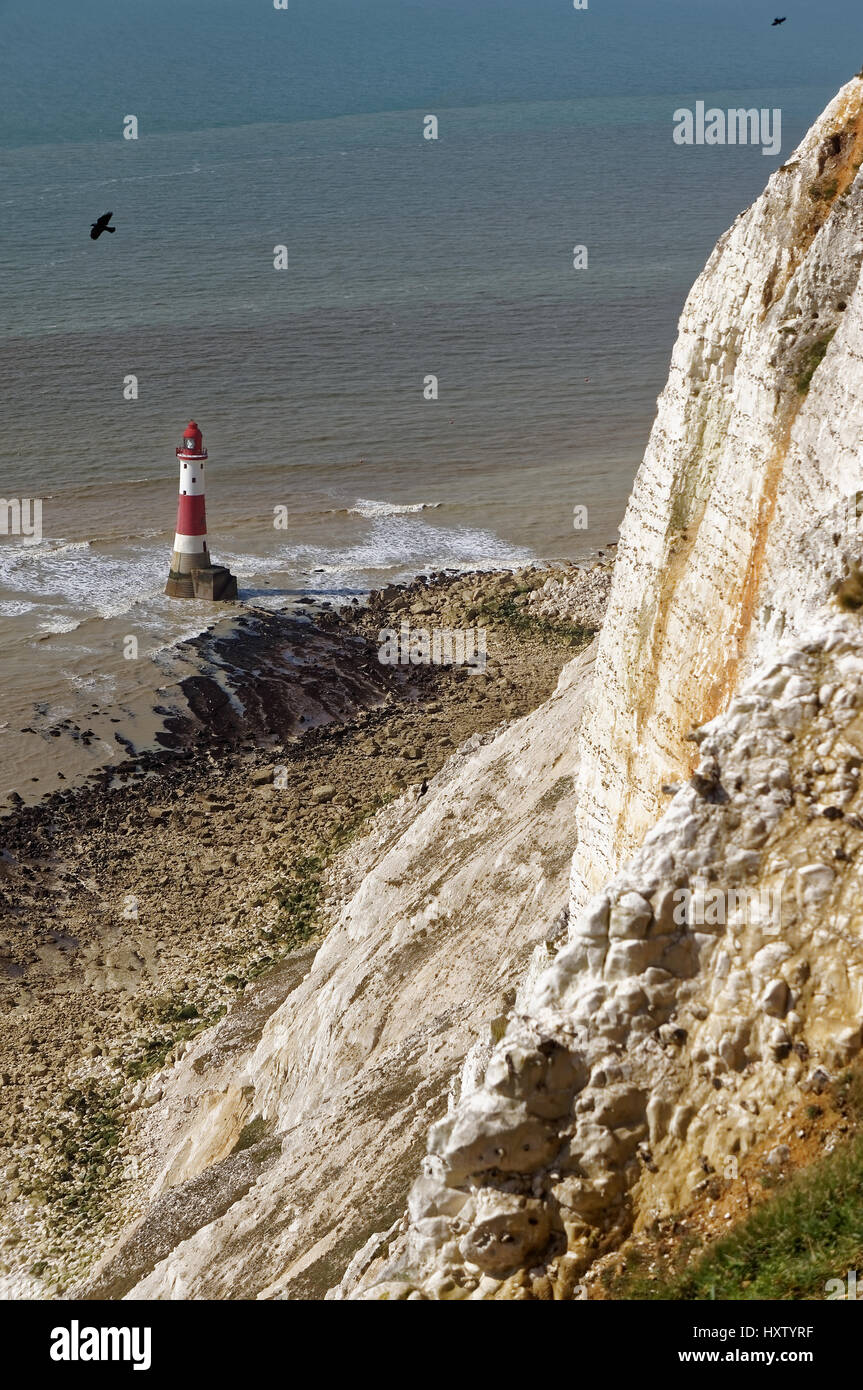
[
  {"left": 0, "top": 548, "right": 614, "bottom": 816},
  {"left": 0, "top": 556, "right": 611, "bottom": 1295}
]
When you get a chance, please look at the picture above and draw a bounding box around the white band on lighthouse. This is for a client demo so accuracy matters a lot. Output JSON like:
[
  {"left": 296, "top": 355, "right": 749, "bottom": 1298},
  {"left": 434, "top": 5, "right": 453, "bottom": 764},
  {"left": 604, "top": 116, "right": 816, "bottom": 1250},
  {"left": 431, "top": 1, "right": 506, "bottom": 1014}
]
[
  {"left": 178, "top": 462, "right": 206, "bottom": 495},
  {"left": 172, "top": 534, "right": 209, "bottom": 553}
]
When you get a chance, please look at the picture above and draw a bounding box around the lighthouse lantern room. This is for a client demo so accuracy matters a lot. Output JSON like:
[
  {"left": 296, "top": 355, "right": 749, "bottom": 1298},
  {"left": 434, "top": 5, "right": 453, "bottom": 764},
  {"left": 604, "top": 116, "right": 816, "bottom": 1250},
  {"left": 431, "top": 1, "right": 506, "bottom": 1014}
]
[{"left": 164, "top": 420, "right": 238, "bottom": 601}]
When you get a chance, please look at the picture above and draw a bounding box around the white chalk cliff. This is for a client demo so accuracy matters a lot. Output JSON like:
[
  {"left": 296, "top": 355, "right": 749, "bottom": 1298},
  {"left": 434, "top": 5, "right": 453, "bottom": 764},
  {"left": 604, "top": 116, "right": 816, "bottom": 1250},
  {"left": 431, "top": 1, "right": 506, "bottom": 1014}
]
[
  {"left": 84, "top": 75, "right": 863, "bottom": 1299},
  {"left": 82, "top": 653, "right": 595, "bottom": 1298},
  {"left": 573, "top": 74, "right": 863, "bottom": 905}
]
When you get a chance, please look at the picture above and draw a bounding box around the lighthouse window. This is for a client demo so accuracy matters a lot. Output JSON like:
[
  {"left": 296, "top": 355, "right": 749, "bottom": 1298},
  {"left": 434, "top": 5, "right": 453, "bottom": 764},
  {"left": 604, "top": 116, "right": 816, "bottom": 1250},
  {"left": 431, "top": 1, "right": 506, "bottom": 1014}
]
[
  {"left": 192, "top": 476, "right": 196, "bottom": 482},
  {"left": 183, "top": 462, "right": 188, "bottom": 469}
]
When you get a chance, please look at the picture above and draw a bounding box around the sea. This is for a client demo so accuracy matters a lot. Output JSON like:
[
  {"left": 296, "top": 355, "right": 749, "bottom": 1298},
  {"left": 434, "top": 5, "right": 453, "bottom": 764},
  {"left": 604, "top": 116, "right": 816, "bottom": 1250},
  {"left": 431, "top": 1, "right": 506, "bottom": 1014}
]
[{"left": 1, "top": 0, "right": 861, "bottom": 802}]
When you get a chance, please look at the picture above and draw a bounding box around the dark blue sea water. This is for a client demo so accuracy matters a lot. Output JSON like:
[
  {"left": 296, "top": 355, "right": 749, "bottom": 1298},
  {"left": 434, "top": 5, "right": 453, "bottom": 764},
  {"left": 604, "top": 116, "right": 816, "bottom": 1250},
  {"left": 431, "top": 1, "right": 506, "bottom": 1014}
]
[{"left": 0, "top": 0, "right": 861, "bottom": 797}]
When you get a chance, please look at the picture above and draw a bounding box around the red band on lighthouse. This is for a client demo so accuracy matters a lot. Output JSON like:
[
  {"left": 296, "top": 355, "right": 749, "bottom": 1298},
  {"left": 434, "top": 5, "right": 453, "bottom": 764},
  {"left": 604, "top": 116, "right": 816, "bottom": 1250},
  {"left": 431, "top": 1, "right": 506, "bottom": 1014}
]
[{"left": 175, "top": 493, "right": 207, "bottom": 539}]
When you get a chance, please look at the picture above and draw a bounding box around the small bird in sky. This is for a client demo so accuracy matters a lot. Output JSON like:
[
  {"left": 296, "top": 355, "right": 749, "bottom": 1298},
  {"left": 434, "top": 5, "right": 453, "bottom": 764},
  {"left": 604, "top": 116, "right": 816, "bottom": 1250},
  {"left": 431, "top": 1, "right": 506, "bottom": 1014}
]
[
  {"left": 772, "top": 15, "right": 787, "bottom": 24},
  {"left": 89, "top": 211, "right": 115, "bottom": 240}
]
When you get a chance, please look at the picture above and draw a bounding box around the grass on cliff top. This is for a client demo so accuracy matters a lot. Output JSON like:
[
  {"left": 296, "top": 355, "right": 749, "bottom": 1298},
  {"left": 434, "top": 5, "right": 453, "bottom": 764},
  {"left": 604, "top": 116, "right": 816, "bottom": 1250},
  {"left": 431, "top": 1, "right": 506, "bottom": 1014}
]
[
  {"left": 609, "top": 1071, "right": 863, "bottom": 1301},
  {"left": 615, "top": 1137, "right": 863, "bottom": 1301}
]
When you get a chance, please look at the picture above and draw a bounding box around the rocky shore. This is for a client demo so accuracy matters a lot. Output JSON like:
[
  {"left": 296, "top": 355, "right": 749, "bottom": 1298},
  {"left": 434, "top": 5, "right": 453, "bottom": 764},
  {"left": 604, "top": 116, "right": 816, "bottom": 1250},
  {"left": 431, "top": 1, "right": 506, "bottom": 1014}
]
[{"left": 0, "top": 557, "right": 610, "bottom": 1295}]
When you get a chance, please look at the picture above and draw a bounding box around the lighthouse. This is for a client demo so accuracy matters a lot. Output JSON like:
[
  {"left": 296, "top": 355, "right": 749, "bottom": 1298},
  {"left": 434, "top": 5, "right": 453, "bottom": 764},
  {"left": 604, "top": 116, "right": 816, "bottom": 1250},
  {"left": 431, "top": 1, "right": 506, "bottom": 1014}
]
[{"left": 165, "top": 421, "right": 237, "bottom": 600}]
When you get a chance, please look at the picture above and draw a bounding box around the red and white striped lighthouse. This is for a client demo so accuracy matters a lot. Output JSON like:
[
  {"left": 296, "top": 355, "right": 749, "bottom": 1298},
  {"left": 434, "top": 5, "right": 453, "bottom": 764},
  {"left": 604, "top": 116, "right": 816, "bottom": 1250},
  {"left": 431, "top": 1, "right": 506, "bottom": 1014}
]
[{"left": 164, "top": 420, "right": 237, "bottom": 600}]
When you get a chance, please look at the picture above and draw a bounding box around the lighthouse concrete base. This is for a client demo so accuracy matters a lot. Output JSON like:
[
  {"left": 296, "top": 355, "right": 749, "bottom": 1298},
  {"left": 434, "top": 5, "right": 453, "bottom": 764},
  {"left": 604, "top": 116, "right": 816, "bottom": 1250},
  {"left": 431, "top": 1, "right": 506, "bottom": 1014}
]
[{"left": 165, "top": 565, "right": 238, "bottom": 601}]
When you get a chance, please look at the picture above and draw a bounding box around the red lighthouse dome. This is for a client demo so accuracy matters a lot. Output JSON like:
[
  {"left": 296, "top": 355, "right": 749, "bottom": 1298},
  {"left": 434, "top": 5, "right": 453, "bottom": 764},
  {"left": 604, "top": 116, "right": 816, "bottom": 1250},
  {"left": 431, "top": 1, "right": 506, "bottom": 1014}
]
[{"left": 177, "top": 420, "right": 207, "bottom": 461}]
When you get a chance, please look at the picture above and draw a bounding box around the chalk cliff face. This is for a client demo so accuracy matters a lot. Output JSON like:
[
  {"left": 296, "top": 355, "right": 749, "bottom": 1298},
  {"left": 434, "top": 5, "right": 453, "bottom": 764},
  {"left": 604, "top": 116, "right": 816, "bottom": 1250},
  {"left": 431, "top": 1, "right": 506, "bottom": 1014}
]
[
  {"left": 84, "top": 75, "right": 863, "bottom": 1301},
  {"left": 345, "top": 618, "right": 863, "bottom": 1298},
  {"left": 338, "top": 76, "right": 863, "bottom": 1298},
  {"left": 571, "top": 74, "right": 863, "bottom": 907}
]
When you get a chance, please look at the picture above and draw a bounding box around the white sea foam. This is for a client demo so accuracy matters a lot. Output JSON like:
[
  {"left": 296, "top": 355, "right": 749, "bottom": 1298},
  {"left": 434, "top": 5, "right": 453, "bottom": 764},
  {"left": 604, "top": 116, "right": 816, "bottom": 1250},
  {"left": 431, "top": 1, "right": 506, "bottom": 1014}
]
[
  {"left": 37, "top": 616, "right": 83, "bottom": 635},
  {"left": 0, "top": 538, "right": 165, "bottom": 612},
  {"left": 0, "top": 538, "right": 90, "bottom": 565},
  {"left": 217, "top": 550, "right": 279, "bottom": 575},
  {"left": 347, "top": 499, "right": 442, "bottom": 518},
  {"left": 60, "top": 670, "right": 118, "bottom": 698},
  {"left": 285, "top": 517, "right": 534, "bottom": 579},
  {"left": 0, "top": 599, "right": 37, "bottom": 618}
]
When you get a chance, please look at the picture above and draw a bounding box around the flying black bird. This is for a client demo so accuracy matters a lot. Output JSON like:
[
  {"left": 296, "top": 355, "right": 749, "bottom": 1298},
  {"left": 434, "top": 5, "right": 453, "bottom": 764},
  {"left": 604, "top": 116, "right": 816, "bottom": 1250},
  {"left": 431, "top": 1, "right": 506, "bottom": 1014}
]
[
  {"left": 89, "top": 211, "right": 115, "bottom": 240},
  {"left": 772, "top": 15, "right": 787, "bottom": 24}
]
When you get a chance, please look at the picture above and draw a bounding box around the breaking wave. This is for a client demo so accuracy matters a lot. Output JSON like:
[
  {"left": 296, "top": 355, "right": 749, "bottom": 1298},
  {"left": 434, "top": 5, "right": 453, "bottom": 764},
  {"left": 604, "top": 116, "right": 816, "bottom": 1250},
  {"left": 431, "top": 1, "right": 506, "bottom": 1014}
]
[{"left": 346, "top": 499, "right": 442, "bottom": 518}]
